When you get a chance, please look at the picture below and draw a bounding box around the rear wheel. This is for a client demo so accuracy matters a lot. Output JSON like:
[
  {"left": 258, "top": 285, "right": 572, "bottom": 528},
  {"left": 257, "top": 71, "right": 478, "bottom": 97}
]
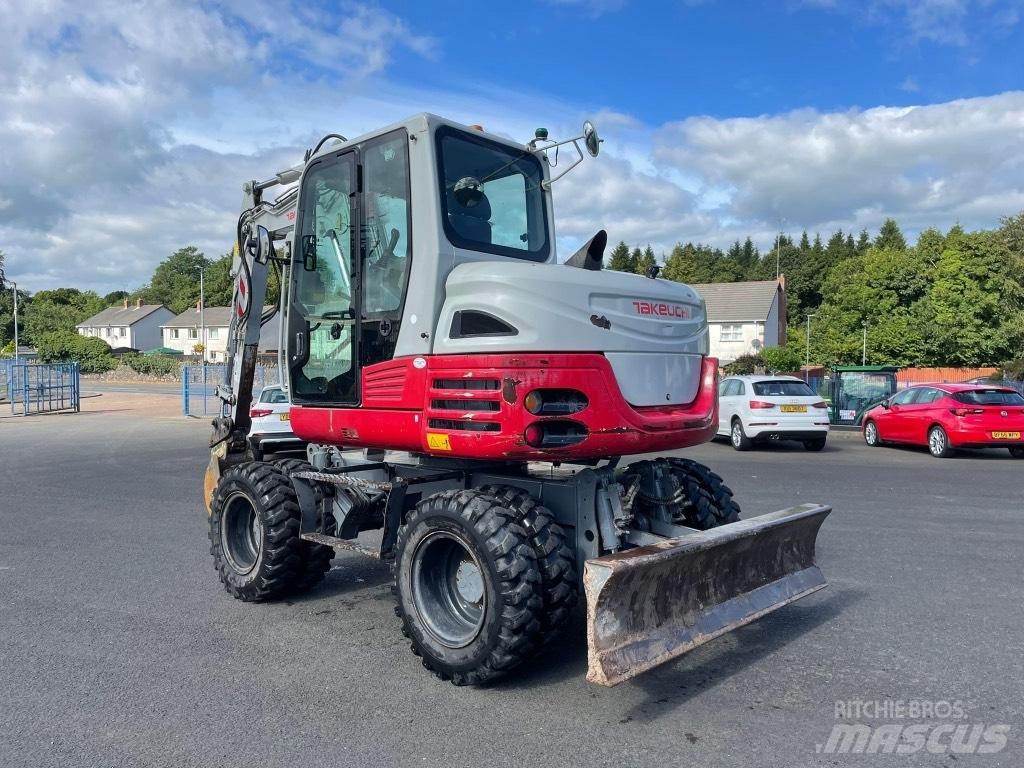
[
  {"left": 478, "top": 485, "right": 577, "bottom": 641},
  {"left": 621, "top": 458, "right": 741, "bottom": 531},
  {"left": 273, "top": 459, "right": 335, "bottom": 593},
  {"left": 730, "top": 418, "right": 753, "bottom": 451},
  {"left": 928, "top": 425, "right": 954, "bottom": 458},
  {"left": 394, "top": 489, "right": 543, "bottom": 686},
  {"left": 804, "top": 437, "right": 827, "bottom": 452},
  {"left": 1009, "top": 447, "right": 1024, "bottom": 459},
  {"left": 864, "top": 420, "right": 881, "bottom": 447},
  {"left": 209, "top": 462, "right": 303, "bottom": 601}
]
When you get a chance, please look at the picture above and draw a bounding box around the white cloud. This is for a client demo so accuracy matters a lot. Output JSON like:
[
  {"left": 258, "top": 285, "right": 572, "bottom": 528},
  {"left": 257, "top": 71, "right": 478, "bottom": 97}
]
[
  {"left": 2, "top": 1, "right": 1024, "bottom": 293},
  {"left": 653, "top": 92, "right": 1024, "bottom": 244},
  {"left": 0, "top": 0, "right": 435, "bottom": 291},
  {"left": 799, "top": 0, "right": 1024, "bottom": 46}
]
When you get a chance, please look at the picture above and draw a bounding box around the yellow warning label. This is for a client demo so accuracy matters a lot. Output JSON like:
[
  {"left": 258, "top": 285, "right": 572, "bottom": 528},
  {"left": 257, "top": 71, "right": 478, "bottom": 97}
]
[{"left": 426, "top": 433, "right": 452, "bottom": 451}]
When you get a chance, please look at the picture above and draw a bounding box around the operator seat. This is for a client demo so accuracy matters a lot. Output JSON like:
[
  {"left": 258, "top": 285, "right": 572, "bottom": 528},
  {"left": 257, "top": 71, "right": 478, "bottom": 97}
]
[{"left": 448, "top": 190, "right": 492, "bottom": 244}]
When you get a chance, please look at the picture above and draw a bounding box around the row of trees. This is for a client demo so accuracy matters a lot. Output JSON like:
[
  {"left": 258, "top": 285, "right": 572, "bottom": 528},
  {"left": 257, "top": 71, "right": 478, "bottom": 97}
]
[
  {"left": 608, "top": 214, "right": 1024, "bottom": 368},
  {"left": 0, "top": 246, "right": 282, "bottom": 353},
  {"left": 3, "top": 211, "right": 1024, "bottom": 368}
]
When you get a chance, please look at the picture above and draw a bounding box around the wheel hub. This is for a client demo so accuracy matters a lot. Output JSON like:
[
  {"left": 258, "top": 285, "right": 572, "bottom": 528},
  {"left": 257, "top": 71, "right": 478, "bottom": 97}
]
[
  {"left": 411, "top": 531, "right": 486, "bottom": 649},
  {"left": 454, "top": 560, "right": 484, "bottom": 605},
  {"left": 222, "top": 491, "right": 262, "bottom": 575}
]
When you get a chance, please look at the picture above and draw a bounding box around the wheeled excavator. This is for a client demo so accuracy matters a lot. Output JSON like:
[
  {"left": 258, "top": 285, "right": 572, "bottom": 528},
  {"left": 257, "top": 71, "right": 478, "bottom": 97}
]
[{"left": 205, "top": 113, "right": 831, "bottom": 686}]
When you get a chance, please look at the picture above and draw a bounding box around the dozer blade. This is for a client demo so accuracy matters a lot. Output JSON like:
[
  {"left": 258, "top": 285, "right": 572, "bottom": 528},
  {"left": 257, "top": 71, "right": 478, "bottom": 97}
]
[{"left": 584, "top": 503, "right": 831, "bottom": 686}]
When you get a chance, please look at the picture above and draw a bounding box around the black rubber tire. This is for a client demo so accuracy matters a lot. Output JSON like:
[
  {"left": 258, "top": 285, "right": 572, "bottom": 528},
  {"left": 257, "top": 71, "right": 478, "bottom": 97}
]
[
  {"left": 478, "top": 484, "right": 578, "bottom": 641},
  {"left": 621, "top": 458, "right": 741, "bottom": 531},
  {"left": 208, "top": 462, "right": 303, "bottom": 601},
  {"left": 864, "top": 419, "right": 882, "bottom": 447},
  {"left": 928, "top": 425, "right": 954, "bottom": 458},
  {"left": 804, "top": 437, "right": 827, "bottom": 452},
  {"left": 666, "top": 457, "right": 742, "bottom": 529},
  {"left": 273, "top": 458, "right": 335, "bottom": 593},
  {"left": 730, "top": 418, "right": 754, "bottom": 451},
  {"left": 1009, "top": 447, "right": 1024, "bottom": 459},
  {"left": 393, "top": 489, "right": 543, "bottom": 686}
]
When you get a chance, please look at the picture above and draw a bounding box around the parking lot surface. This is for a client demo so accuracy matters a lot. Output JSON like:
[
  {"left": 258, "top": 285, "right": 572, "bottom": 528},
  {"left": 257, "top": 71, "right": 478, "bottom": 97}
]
[{"left": 1, "top": 411, "right": 1021, "bottom": 767}]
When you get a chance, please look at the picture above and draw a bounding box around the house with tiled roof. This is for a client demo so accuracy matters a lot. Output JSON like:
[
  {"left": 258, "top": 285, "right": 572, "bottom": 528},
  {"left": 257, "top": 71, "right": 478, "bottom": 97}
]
[
  {"left": 76, "top": 299, "right": 175, "bottom": 352},
  {"left": 691, "top": 277, "right": 787, "bottom": 364},
  {"left": 161, "top": 304, "right": 281, "bottom": 363}
]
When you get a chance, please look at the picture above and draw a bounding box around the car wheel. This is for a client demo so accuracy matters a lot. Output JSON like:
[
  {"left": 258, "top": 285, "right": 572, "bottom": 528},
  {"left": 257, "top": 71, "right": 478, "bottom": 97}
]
[
  {"left": 803, "top": 437, "right": 827, "bottom": 452},
  {"left": 928, "top": 425, "right": 954, "bottom": 458},
  {"left": 863, "top": 420, "right": 881, "bottom": 447},
  {"left": 730, "top": 418, "right": 753, "bottom": 451},
  {"left": 1009, "top": 447, "right": 1024, "bottom": 459}
]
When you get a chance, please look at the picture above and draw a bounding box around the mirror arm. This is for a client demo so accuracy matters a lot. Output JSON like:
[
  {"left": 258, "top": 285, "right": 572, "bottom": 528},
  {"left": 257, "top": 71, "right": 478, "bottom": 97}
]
[{"left": 541, "top": 140, "right": 585, "bottom": 190}]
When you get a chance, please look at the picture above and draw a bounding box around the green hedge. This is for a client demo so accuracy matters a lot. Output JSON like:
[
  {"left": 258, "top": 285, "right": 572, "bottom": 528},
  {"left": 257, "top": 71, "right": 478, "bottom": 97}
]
[
  {"left": 121, "top": 354, "right": 183, "bottom": 377},
  {"left": 36, "top": 331, "right": 116, "bottom": 373}
]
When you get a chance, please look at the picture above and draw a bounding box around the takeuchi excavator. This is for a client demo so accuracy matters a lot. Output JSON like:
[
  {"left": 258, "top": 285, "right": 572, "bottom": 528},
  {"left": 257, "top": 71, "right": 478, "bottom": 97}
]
[{"left": 205, "top": 113, "right": 831, "bottom": 686}]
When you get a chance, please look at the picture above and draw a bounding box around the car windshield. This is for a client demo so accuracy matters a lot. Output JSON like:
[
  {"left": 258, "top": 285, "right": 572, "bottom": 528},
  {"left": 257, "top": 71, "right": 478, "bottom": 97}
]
[
  {"left": 260, "top": 388, "right": 288, "bottom": 404},
  {"left": 436, "top": 126, "right": 549, "bottom": 261},
  {"left": 953, "top": 389, "right": 1024, "bottom": 405},
  {"left": 752, "top": 380, "right": 815, "bottom": 397}
]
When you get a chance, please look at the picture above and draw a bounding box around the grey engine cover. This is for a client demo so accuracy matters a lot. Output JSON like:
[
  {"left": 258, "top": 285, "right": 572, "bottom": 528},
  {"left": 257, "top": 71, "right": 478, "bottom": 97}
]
[{"left": 433, "top": 261, "right": 709, "bottom": 407}]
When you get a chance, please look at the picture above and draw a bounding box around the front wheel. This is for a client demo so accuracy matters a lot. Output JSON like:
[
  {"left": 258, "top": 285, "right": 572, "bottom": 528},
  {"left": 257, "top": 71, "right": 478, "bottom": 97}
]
[
  {"left": 864, "top": 420, "right": 881, "bottom": 447},
  {"left": 208, "top": 462, "right": 304, "bottom": 601},
  {"left": 928, "top": 425, "right": 954, "bottom": 458},
  {"left": 731, "top": 419, "right": 753, "bottom": 451},
  {"left": 394, "top": 489, "right": 544, "bottom": 686}
]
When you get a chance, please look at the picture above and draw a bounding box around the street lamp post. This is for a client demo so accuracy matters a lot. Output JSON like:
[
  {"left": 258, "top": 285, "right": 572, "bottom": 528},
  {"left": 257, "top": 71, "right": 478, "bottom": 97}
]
[
  {"left": 805, "top": 313, "right": 816, "bottom": 381},
  {"left": 11, "top": 281, "right": 18, "bottom": 364},
  {"left": 200, "top": 267, "right": 206, "bottom": 365},
  {"left": 862, "top": 320, "right": 868, "bottom": 366},
  {"left": 775, "top": 233, "right": 781, "bottom": 280}
]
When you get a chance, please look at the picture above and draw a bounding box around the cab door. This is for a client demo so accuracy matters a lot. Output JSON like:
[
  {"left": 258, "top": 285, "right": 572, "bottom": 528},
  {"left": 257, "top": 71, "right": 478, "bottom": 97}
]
[
  {"left": 289, "top": 150, "right": 360, "bottom": 405},
  {"left": 288, "top": 130, "right": 413, "bottom": 406}
]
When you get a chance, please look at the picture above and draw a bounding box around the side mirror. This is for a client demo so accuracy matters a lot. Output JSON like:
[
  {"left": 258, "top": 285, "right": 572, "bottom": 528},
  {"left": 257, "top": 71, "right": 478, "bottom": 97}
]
[
  {"left": 301, "top": 234, "right": 317, "bottom": 271},
  {"left": 882, "top": 399, "right": 891, "bottom": 409},
  {"left": 583, "top": 120, "right": 601, "bottom": 157}
]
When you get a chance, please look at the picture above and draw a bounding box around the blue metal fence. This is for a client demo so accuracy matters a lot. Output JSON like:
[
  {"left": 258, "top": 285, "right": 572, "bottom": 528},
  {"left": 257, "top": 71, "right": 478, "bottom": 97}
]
[
  {"left": 8, "top": 363, "right": 80, "bottom": 415},
  {"left": 0, "top": 359, "right": 13, "bottom": 402},
  {"left": 182, "top": 364, "right": 277, "bottom": 417}
]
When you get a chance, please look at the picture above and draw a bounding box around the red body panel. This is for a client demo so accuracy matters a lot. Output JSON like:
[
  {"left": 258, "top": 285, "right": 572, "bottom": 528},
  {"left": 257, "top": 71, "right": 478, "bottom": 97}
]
[
  {"left": 863, "top": 384, "right": 1024, "bottom": 449},
  {"left": 290, "top": 353, "right": 719, "bottom": 461}
]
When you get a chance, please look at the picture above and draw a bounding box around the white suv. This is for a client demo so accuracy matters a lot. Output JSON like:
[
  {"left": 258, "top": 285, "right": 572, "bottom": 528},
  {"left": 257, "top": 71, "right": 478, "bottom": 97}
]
[
  {"left": 717, "top": 375, "right": 830, "bottom": 451},
  {"left": 248, "top": 385, "right": 305, "bottom": 460}
]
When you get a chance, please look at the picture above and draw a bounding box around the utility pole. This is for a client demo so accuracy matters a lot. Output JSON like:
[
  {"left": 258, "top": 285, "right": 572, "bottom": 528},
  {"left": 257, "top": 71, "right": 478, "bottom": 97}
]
[
  {"left": 862, "top": 321, "right": 867, "bottom": 366},
  {"left": 200, "top": 267, "right": 206, "bottom": 365},
  {"left": 11, "top": 281, "right": 18, "bottom": 364},
  {"left": 805, "top": 313, "right": 816, "bottom": 381},
  {"left": 775, "top": 233, "right": 781, "bottom": 280}
]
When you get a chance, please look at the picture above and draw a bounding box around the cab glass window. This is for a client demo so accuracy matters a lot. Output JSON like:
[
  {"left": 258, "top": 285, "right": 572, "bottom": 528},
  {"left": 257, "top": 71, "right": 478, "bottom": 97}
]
[
  {"left": 363, "top": 132, "right": 411, "bottom": 316},
  {"left": 436, "top": 126, "right": 549, "bottom": 261},
  {"left": 292, "top": 152, "right": 357, "bottom": 403}
]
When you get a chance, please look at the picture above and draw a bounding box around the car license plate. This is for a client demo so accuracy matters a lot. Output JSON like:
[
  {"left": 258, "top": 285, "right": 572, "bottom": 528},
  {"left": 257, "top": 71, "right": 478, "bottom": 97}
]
[
  {"left": 780, "top": 405, "right": 807, "bottom": 413},
  {"left": 991, "top": 431, "right": 1020, "bottom": 439},
  {"left": 280, "top": 413, "right": 290, "bottom": 421}
]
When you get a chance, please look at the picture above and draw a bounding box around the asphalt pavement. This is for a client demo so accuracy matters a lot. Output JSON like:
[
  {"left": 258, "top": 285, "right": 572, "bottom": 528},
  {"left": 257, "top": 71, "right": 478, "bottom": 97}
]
[{"left": 1, "top": 413, "right": 1021, "bottom": 767}]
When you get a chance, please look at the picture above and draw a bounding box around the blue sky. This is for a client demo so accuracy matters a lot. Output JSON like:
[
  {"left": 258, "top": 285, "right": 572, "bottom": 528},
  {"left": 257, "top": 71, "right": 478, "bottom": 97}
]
[
  {"left": 2, "top": 0, "right": 1023, "bottom": 293},
  {"left": 394, "top": 0, "right": 1022, "bottom": 121}
]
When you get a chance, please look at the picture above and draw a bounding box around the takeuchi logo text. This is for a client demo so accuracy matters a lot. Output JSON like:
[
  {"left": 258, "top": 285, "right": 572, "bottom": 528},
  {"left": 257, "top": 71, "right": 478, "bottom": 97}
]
[{"left": 632, "top": 300, "right": 691, "bottom": 319}]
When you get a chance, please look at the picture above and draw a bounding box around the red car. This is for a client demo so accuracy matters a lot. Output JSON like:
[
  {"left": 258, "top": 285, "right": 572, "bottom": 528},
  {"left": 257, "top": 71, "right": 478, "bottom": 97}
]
[{"left": 862, "top": 383, "right": 1024, "bottom": 458}]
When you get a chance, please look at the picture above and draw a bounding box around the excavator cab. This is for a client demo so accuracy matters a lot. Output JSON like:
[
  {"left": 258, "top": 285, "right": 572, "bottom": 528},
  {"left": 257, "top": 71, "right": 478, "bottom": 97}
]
[{"left": 206, "top": 114, "right": 832, "bottom": 688}]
